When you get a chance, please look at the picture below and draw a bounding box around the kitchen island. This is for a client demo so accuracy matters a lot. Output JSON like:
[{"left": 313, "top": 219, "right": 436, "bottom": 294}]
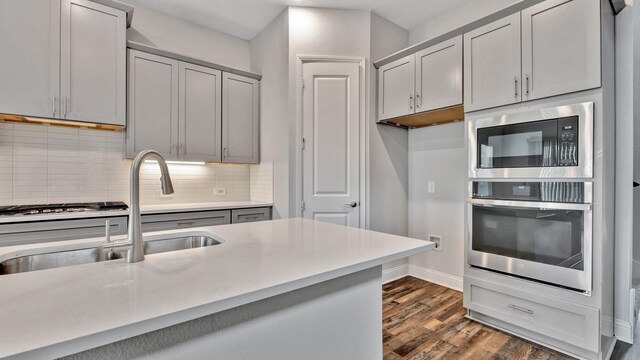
[{"left": 0, "top": 218, "right": 433, "bottom": 359}]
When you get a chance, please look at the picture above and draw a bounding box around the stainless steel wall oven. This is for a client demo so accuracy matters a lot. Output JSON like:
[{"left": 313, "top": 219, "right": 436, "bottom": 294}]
[{"left": 467, "top": 181, "right": 592, "bottom": 293}]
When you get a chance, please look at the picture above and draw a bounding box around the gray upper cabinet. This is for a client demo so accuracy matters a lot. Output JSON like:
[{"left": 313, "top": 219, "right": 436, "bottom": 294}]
[
  {"left": 179, "top": 63, "right": 223, "bottom": 163},
  {"left": 0, "top": 0, "right": 125, "bottom": 125},
  {"left": 60, "top": 0, "right": 126, "bottom": 126},
  {"left": 464, "top": 13, "right": 522, "bottom": 112},
  {"left": 377, "top": 55, "right": 415, "bottom": 121},
  {"left": 127, "top": 50, "right": 179, "bottom": 159},
  {"left": 222, "top": 73, "right": 260, "bottom": 164},
  {"left": 0, "top": 0, "right": 60, "bottom": 120},
  {"left": 415, "top": 35, "right": 463, "bottom": 112},
  {"left": 521, "top": 0, "right": 601, "bottom": 101}
]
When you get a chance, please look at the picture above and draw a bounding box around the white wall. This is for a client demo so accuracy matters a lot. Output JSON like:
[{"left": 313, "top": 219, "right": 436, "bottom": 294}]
[
  {"left": 408, "top": 0, "right": 523, "bottom": 45},
  {"left": 126, "top": 2, "right": 251, "bottom": 70},
  {"left": 250, "top": 10, "right": 290, "bottom": 218},
  {"left": 408, "top": 123, "right": 466, "bottom": 284}
]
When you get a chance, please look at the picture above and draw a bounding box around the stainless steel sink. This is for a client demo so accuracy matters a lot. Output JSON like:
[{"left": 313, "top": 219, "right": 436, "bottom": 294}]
[{"left": 0, "top": 235, "right": 221, "bottom": 275}]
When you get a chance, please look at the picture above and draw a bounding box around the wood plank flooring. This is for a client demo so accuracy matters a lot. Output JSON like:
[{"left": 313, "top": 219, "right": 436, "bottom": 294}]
[{"left": 382, "top": 276, "right": 574, "bottom": 360}]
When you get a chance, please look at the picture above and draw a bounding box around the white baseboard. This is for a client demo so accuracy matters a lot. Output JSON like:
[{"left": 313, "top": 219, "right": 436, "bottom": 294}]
[
  {"left": 615, "top": 319, "right": 633, "bottom": 345},
  {"left": 382, "top": 264, "right": 409, "bottom": 284},
  {"left": 408, "top": 265, "right": 463, "bottom": 292},
  {"left": 382, "top": 263, "right": 464, "bottom": 292}
]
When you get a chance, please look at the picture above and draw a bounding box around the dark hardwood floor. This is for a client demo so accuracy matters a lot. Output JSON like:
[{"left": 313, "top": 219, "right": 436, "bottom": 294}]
[{"left": 382, "top": 276, "right": 574, "bottom": 360}]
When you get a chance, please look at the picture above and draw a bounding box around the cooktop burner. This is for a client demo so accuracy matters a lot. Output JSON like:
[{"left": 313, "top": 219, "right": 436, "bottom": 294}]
[{"left": 0, "top": 202, "right": 129, "bottom": 216}]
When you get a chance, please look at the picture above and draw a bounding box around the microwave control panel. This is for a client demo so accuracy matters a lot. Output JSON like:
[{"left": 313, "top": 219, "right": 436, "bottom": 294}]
[{"left": 558, "top": 116, "right": 578, "bottom": 166}]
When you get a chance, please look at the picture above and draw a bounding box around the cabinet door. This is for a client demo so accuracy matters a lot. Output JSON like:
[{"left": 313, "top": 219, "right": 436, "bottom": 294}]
[
  {"left": 222, "top": 73, "right": 260, "bottom": 164},
  {"left": 522, "top": 0, "right": 601, "bottom": 101},
  {"left": 415, "top": 35, "right": 463, "bottom": 112},
  {"left": 377, "top": 55, "right": 415, "bottom": 120},
  {"left": 0, "top": 0, "right": 60, "bottom": 119},
  {"left": 179, "top": 62, "right": 223, "bottom": 162},
  {"left": 464, "top": 13, "right": 522, "bottom": 112},
  {"left": 126, "top": 50, "right": 179, "bottom": 159},
  {"left": 60, "top": 0, "right": 126, "bottom": 125}
]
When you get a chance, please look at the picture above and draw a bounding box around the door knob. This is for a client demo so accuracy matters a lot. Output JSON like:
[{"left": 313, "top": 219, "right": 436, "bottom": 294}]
[{"left": 345, "top": 201, "right": 359, "bottom": 208}]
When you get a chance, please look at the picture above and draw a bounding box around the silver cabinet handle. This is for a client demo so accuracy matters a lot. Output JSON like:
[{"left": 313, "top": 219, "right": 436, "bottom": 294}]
[
  {"left": 223, "top": 147, "right": 228, "bottom": 159},
  {"left": 409, "top": 94, "right": 413, "bottom": 111},
  {"left": 179, "top": 144, "right": 184, "bottom": 158},
  {"left": 345, "top": 201, "right": 359, "bottom": 208},
  {"left": 105, "top": 219, "right": 111, "bottom": 244},
  {"left": 525, "top": 74, "right": 530, "bottom": 96},
  {"left": 514, "top": 77, "right": 518, "bottom": 98},
  {"left": 508, "top": 304, "right": 533, "bottom": 315},
  {"left": 52, "top": 95, "right": 57, "bottom": 117},
  {"left": 64, "top": 97, "right": 68, "bottom": 118},
  {"left": 415, "top": 93, "right": 421, "bottom": 109}
]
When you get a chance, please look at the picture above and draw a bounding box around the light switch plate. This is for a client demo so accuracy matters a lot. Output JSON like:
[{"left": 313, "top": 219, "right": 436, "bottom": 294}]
[
  {"left": 214, "top": 188, "right": 227, "bottom": 196},
  {"left": 428, "top": 181, "right": 436, "bottom": 193}
]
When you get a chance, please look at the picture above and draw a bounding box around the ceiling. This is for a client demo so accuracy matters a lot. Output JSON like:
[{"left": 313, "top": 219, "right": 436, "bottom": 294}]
[{"left": 126, "top": 0, "right": 473, "bottom": 40}]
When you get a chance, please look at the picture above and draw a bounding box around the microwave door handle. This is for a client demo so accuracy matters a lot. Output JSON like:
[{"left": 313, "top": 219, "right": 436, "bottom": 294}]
[{"left": 467, "top": 198, "right": 591, "bottom": 211}]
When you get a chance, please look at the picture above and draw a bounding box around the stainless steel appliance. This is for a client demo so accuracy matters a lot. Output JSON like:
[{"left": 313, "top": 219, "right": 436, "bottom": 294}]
[
  {"left": 468, "top": 102, "right": 594, "bottom": 178},
  {"left": 0, "top": 202, "right": 128, "bottom": 216},
  {"left": 467, "top": 181, "right": 592, "bottom": 293}
]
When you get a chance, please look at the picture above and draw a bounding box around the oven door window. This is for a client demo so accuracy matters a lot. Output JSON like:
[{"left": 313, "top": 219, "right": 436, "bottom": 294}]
[
  {"left": 472, "top": 205, "right": 584, "bottom": 270},
  {"left": 477, "top": 119, "right": 558, "bottom": 168}
]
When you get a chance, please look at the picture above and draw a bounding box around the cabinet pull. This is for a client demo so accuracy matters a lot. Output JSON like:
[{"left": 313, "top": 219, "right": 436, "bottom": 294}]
[
  {"left": 63, "top": 97, "right": 68, "bottom": 118},
  {"left": 177, "top": 221, "right": 195, "bottom": 226},
  {"left": 514, "top": 77, "right": 518, "bottom": 98},
  {"left": 409, "top": 94, "right": 413, "bottom": 110},
  {"left": 525, "top": 74, "right": 530, "bottom": 96},
  {"left": 508, "top": 304, "right": 533, "bottom": 315},
  {"left": 52, "top": 95, "right": 56, "bottom": 117},
  {"left": 179, "top": 144, "right": 184, "bottom": 158},
  {"left": 224, "top": 147, "right": 228, "bottom": 158},
  {"left": 415, "top": 93, "right": 421, "bottom": 109}
]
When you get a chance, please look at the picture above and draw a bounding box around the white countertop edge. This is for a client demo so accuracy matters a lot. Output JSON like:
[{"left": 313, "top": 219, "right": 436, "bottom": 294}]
[{"left": 8, "top": 244, "right": 432, "bottom": 360}]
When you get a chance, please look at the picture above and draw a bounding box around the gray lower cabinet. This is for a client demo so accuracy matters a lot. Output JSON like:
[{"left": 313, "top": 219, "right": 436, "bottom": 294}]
[
  {"left": 231, "top": 207, "right": 272, "bottom": 224},
  {"left": 0, "top": 216, "right": 127, "bottom": 247},
  {"left": 140, "top": 210, "right": 230, "bottom": 232},
  {"left": 463, "top": 275, "right": 599, "bottom": 352}
]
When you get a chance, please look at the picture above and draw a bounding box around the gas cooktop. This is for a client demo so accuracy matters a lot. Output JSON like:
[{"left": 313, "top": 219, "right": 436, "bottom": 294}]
[{"left": 0, "top": 202, "right": 129, "bottom": 216}]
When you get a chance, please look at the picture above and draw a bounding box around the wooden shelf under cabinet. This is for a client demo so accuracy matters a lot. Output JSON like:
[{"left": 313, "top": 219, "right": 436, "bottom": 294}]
[{"left": 383, "top": 105, "right": 464, "bottom": 129}]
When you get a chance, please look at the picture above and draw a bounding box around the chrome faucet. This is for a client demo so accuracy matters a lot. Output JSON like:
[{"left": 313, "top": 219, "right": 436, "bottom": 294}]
[{"left": 127, "top": 150, "right": 174, "bottom": 263}]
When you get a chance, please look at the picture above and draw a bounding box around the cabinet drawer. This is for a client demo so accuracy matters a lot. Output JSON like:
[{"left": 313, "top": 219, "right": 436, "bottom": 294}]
[
  {"left": 231, "top": 207, "right": 271, "bottom": 224},
  {"left": 141, "top": 210, "right": 230, "bottom": 232},
  {"left": 0, "top": 216, "right": 127, "bottom": 247},
  {"left": 463, "top": 276, "right": 599, "bottom": 352}
]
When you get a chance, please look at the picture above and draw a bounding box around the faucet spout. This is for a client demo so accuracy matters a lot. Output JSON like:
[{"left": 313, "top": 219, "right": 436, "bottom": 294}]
[{"left": 127, "top": 150, "right": 174, "bottom": 263}]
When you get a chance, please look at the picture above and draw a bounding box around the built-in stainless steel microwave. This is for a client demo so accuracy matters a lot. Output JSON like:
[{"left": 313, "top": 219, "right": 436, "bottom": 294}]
[{"left": 468, "top": 102, "right": 594, "bottom": 179}]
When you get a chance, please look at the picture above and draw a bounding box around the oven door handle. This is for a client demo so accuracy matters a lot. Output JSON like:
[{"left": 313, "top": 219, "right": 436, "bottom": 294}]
[{"left": 467, "top": 198, "right": 592, "bottom": 211}]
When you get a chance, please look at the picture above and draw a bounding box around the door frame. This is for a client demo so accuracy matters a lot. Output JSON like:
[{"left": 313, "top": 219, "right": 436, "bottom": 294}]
[{"left": 294, "top": 55, "right": 367, "bottom": 228}]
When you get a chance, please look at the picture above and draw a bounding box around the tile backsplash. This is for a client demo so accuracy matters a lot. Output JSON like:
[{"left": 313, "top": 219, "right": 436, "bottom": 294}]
[{"left": 0, "top": 122, "right": 272, "bottom": 206}]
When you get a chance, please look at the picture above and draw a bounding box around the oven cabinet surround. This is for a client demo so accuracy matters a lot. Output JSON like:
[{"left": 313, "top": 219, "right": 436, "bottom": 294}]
[
  {"left": 126, "top": 50, "right": 259, "bottom": 164},
  {"left": 0, "top": 219, "right": 433, "bottom": 359},
  {"left": 377, "top": 35, "right": 462, "bottom": 121},
  {"left": 464, "top": 92, "right": 615, "bottom": 360},
  {"left": 464, "top": 0, "right": 601, "bottom": 112},
  {"left": 0, "top": 0, "right": 126, "bottom": 125}
]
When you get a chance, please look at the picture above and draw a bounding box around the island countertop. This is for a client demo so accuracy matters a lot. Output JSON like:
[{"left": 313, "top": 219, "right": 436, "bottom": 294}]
[{"left": 0, "top": 218, "right": 433, "bottom": 359}]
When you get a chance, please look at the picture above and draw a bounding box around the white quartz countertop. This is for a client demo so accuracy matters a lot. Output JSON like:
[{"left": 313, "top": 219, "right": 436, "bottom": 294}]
[
  {"left": 0, "top": 218, "right": 433, "bottom": 359},
  {"left": 0, "top": 201, "right": 273, "bottom": 223}
]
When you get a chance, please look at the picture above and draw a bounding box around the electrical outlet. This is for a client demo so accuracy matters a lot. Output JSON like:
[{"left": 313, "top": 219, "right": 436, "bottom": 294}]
[
  {"left": 428, "top": 181, "right": 436, "bottom": 194},
  {"left": 429, "top": 234, "right": 442, "bottom": 252},
  {"left": 214, "top": 187, "right": 227, "bottom": 196}
]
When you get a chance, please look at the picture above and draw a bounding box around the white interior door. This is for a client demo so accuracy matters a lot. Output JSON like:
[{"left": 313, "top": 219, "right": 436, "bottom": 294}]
[{"left": 302, "top": 61, "right": 361, "bottom": 227}]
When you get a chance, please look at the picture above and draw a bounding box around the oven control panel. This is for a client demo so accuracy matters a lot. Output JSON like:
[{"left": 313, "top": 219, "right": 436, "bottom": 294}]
[{"left": 558, "top": 116, "right": 578, "bottom": 166}]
